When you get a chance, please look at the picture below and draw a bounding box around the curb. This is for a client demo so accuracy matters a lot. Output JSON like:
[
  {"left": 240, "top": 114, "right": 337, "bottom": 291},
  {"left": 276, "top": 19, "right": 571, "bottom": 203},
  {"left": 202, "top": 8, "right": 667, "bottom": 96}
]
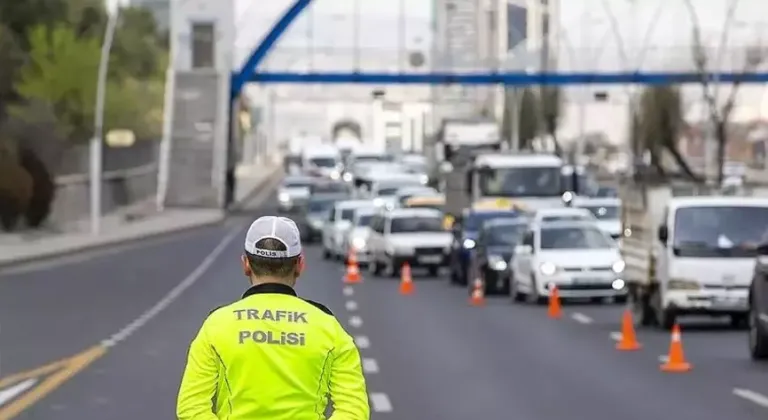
[{"left": 0, "top": 167, "right": 283, "bottom": 270}]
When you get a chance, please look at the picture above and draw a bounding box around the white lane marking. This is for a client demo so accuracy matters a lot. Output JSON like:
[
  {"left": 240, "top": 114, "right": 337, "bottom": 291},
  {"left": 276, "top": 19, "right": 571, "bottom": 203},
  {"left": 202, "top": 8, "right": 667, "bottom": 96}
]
[
  {"left": 733, "top": 388, "right": 768, "bottom": 408},
  {"left": 345, "top": 301, "right": 358, "bottom": 311},
  {"left": 101, "top": 225, "right": 243, "bottom": 347},
  {"left": 369, "top": 393, "right": 393, "bottom": 412},
  {"left": 610, "top": 332, "right": 622, "bottom": 341},
  {"left": 362, "top": 358, "right": 379, "bottom": 374},
  {"left": 658, "top": 355, "right": 669, "bottom": 363},
  {"left": 571, "top": 312, "right": 593, "bottom": 324},
  {"left": 348, "top": 316, "right": 363, "bottom": 328},
  {"left": 354, "top": 336, "right": 370, "bottom": 349},
  {"left": 0, "top": 378, "right": 37, "bottom": 407},
  {"left": 342, "top": 286, "right": 354, "bottom": 296}
]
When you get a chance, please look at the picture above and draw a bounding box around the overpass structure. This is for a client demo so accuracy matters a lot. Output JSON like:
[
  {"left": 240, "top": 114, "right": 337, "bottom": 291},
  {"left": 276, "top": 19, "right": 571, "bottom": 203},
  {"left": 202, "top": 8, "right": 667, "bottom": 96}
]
[{"left": 157, "top": 0, "right": 768, "bottom": 211}]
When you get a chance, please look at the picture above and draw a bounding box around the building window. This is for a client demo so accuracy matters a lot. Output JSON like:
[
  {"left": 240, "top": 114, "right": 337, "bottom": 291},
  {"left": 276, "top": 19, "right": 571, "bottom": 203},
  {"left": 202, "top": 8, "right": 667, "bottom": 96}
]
[
  {"left": 542, "top": 13, "right": 550, "bottom": 37},
  {"left": 191, "top": 22, "right": 215, "bottom": 68}
]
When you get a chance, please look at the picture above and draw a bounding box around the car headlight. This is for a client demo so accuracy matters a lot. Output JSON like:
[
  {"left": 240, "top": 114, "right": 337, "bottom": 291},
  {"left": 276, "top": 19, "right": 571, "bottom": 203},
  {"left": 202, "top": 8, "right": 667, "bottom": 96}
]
[
  {"left": 462, "top": 239, "right": 476, "bottom": 249},
  {"left": 539, "top": 262, "right": 558, "bottom": 276},
  {"left": 279, "top": 193, "right": 290, "bottom": 202},
  {"left": 343, "top": 172, "right": 353, "bottom": 182},
  {"left": 373, "top": 198, "right": 384, "bottom": 206},
  {"left": 420, "top": 174, "right": 429, "bottom": 184},
  {"left": 330, "top": 170, "right": 340, "bottom": 180},
  {"left": 611, "top": 260, "right": 625, "bottom": 274},
  {"left": 352, "top": 237, "right": 367, "bottom": 250},
  {"left": 668, "top": 278, "right": 700, "bottom": 290},
  {"left": 488, "top": 255, "right": 508, "bottom": 271}
]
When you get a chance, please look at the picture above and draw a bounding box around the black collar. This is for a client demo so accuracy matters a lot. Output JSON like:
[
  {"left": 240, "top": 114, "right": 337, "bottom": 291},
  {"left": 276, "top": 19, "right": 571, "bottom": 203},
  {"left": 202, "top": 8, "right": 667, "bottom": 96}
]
[{"left": 242, "top": 283, "right": 297, "bottom": 299}]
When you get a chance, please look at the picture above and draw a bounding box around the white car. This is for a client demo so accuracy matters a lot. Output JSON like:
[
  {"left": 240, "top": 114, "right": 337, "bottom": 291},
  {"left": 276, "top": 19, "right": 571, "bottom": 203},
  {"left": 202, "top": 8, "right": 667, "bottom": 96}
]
[
  {"left": 277, "top": 175, "right": 314, "bottom": 211},
  {"left": 341, "top": 206, "right": 377, "bottom": 264},
  {"left": 510, "top": 221, "right": 626, "bottom": 303},
  {"left": 530, "top": 207, "right": 596, "bottom": 225},
  {"left": 574, "top": 197, "right": 621, "bottom": 240},
  {"left": 366, "top": 208, "right": 452, "bottom": 277},
  {"left": 322, "top": 200, "right": 372, "bottom": 259}
]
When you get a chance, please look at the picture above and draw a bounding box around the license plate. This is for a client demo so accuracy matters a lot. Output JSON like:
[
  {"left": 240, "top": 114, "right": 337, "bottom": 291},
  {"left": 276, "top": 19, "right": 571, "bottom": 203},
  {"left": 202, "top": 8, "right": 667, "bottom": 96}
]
[
  {"left": 573, "top": 277, "right": 601, "bottom": 285},
  {"left": 418, "top": 255, "right": 442, "bottom": 264}
]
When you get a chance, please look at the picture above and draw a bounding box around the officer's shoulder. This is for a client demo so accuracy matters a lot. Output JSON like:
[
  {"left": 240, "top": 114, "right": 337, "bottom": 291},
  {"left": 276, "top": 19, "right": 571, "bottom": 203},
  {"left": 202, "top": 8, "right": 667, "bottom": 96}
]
[
  {"left": 207, "top": 303, "right": 233, "bottom": 319},
  {"left": 301, "top": 298, "right": 334, "bottom": 316}
]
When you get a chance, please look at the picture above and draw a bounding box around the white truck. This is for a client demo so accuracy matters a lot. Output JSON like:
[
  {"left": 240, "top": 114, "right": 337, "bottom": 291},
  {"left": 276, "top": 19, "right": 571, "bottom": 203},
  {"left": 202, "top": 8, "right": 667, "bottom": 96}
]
[{"left": 621, "top": 179, "right": 768, "bottom": 329}]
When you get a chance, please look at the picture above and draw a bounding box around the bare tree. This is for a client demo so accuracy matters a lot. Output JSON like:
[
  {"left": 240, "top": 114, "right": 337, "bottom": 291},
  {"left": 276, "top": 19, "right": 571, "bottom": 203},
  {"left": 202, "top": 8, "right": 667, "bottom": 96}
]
[{"left": 683, "top": 0, "right": 767, "bottom": 184}]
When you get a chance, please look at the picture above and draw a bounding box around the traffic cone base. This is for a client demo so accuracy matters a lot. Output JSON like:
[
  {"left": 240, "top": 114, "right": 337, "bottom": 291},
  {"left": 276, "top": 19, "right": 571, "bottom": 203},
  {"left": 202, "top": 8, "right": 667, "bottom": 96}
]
[
  {"left": 343, "top": 249, "right": 362, "bottom": 284},
  {"left": 399, "top": 263, "right": 414, "bottom": 295},
  {"left": 616, "top": 310, "right": 642, "bottom": 351},
  {"left": 547, "top": 285, "right": 562, "bottom": 318},
  {"left": 660, "top": 324, "right": 692, "bottom": 373},
  {"left": 469, "top": 279, "right": 485, "bottom": 306}
]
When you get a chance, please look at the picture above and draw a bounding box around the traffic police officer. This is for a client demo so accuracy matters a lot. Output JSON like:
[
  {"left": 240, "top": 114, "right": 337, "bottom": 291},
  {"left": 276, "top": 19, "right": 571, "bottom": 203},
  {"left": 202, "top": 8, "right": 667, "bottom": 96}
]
[{"left": 177, "top": 216, "right": 370, "bottom": 419}]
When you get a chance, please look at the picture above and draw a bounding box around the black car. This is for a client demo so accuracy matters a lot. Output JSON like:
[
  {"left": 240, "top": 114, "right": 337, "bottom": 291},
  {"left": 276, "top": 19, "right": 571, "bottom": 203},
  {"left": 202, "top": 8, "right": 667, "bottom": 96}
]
[
  {"left": 295, "top": 193, "right": 347, "bottom": 243},
  {"left": 470, "top": 218, "right": 527, "bottom": 295},
  {"left": 749, "top": 243, "right": 768, "bottom": 360}
]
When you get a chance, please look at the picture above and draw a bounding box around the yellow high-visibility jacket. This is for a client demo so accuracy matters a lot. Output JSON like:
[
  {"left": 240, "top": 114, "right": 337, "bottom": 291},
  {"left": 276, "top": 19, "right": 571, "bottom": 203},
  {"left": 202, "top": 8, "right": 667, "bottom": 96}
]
[{"left": 177, "top": 282, "right": 370, "bottom": 420}]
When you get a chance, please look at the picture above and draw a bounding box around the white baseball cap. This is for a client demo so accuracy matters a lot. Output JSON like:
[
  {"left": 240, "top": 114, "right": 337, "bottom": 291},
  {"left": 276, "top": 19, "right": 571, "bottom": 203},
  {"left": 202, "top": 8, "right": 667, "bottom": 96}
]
[{"left": 244, "top": 216, "right": 302, "bottom": 258}]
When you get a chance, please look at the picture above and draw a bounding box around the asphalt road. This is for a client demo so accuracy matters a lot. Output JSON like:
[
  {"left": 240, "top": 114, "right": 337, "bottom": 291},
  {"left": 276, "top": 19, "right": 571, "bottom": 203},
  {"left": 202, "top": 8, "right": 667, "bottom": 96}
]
[{"left": 1, "top": 193, "right": 767, "bottom": 419}]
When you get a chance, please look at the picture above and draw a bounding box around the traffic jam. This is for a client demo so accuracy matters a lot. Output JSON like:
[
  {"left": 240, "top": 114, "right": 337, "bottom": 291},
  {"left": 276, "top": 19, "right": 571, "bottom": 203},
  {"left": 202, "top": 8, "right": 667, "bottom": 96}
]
[{"left": 279, "top": 130, "right": 768, "bottom": 365}]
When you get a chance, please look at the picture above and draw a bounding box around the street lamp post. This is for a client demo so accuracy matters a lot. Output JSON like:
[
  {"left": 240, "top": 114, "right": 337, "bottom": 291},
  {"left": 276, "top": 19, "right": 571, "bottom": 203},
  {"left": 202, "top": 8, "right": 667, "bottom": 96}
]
[{"left": 90, "top": 8, "right": 120, "bottom": 235}]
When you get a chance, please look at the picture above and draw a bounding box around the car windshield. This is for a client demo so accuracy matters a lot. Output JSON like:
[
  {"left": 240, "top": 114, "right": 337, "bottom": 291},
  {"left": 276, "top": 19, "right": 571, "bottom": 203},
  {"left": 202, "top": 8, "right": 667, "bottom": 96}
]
[
  {"left": 390, "top": 216, "right": 444, "bottom": 233},
  {"left": 308, "top": 199, "right": 336, "bottom": 213},
  {"left": 312, "top": 183, "right": 347, "bottom": 194},
  {"left": 540, "top": 226, "right": 614, "bottom": 250},
  {"left": 541, "top": 214, "right": 592, "bottom": 223},
  {"left": 310, "top": 157, "right": 337, "bottom": 168},
  {"left": 465, "top": 212, "right": 516, "bottom": 231},
  {"left": 479, "top": 166, "right": 561, "bottom": 197},
  {"left": 672, "top": 206, "right": 768, "bottom": 258},
  {"left": 486, "top": 224, "right": 526, "bottom": 246},
  {"left": 581, "top": 205, "right": 619, "bottom": 220},
  {"left": 284, "top": 180, "right": 313, "bottom": 188},
  {"left": 340, "top": 209, "right": 355, "bottom": 221},
  {"left": 377, "top": 187, "right": 401, "bottom": 196},
  {"left": 357, "top": 215, "right": 373, "bottom": 226}
]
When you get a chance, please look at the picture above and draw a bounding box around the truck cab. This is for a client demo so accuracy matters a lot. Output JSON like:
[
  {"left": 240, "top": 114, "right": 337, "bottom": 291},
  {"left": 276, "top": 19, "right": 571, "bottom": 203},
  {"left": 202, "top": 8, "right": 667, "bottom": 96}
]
[
  {"left": 462, "top": 153, "right": 566, "bottom": 212},
  {"left": 622, "top": 180, "right": 768, "bottom": 330}
]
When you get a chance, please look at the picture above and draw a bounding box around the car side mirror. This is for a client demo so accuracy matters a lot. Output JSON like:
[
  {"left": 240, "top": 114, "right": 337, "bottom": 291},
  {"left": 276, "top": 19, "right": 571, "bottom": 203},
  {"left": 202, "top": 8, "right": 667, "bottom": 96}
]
[
  {"left": 657, "top": 225, "right": 668, "bottom": 244},
  {"left": 514, "top": 245, "right": 532, "bottom": 255}
]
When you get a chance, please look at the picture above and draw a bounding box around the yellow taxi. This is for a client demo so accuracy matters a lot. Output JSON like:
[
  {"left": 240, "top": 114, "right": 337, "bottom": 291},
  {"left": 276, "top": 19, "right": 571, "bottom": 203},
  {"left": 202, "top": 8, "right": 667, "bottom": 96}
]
[
  {"left": 404, "top": 195, "right": 445, "bottom": 211},
  {"left": 471, "top": 197, "right": 528, "bottom": 212}
]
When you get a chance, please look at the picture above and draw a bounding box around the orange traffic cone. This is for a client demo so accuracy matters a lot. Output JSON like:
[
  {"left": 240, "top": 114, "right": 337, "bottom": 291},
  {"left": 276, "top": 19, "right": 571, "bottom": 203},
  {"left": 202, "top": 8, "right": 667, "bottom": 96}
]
[
  {"left": 399, "top": 263, "right": 414, "bottom": 295},
  {"left": 616, "top": 310, "right": 641, "bottom": 351},
  {"left": 469, "top": 278, "right": 486, "bottom": 306},
  {"left": 547, "top": 285, "right": 562, "bottom": 319},
  {"left": 343, "top": 248, "right": 362, "bottom": 284},
  {"left": 660, "top": 324, "right": 691, "bottom": 372}
]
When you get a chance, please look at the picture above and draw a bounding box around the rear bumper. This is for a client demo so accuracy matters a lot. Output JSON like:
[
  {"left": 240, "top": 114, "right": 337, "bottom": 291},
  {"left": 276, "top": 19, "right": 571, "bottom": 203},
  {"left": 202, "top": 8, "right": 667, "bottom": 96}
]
[{"left": 664, "top": 290, "right": 749, "bottom": 315}]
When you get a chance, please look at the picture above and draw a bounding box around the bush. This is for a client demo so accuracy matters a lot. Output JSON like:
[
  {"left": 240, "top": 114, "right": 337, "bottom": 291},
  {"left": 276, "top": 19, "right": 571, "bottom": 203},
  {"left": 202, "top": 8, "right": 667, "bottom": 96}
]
[
  {"left": 18, "top": 148, "right": 55, "bottom": 228},
  {"left": 0, "top": 152, "right": 33, "bottom": 231}
]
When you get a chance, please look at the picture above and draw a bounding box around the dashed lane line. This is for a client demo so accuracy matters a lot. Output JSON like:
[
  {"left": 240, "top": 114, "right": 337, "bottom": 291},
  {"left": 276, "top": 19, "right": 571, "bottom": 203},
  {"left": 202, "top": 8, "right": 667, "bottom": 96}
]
[
  {"left": 348, "top": 316, "right": 363, "bottom": 328},
  {"left": 609, "top": 332, "right": 622, "bottom": 341},
  {"left": 342, "top": 286, "right": 354, "bottom": 296},
  {"left": 362, "top": 358, "right": 379, "bottom": 374},
  {"left": 733, "top": 388, "right": 768, "bottom": 409},
  {"left": 570, "top": 312, "right": 593, "bottom": 324},
  {"left": 354, "top": 336, "right": 370, "bottom": 349},
  {"left": 345, "top": 301, "right": 358, "bottom": 311},
  {"left": 369, "top": 393, "right": 393, "bottom": 412}
]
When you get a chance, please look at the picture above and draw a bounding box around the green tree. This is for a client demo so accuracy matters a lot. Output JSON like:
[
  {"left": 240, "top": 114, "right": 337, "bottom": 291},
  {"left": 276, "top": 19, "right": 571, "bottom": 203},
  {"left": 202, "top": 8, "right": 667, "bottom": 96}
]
[
  {"left": 12, "top": 24, "right": 101, "bottom": 142},
  {"left": 636, "top": 85, "right": 699, "bottom": 180},
  {"left": 517, "top": 88, "right": 540, "bottom": 149},
  {"left": 0, "top": 0, "right": 67, "bottom": 48},
  {"left": 540, "top": 86, "right": 562, "bottom": 153},
  {"left": 0, "top": 25, "right": 25, "bottom": 116},
  {"left": 112, "top": 6, "right": 166, "bottom": 79}
]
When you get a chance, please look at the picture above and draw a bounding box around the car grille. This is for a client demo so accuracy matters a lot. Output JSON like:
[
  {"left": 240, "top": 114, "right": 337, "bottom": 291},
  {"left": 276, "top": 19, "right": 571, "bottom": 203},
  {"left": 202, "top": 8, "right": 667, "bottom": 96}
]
[
  {"left": 415, "top": 247, "right": 444, "bottom": 256},
  {"left": 562, "top": 266, "right": 613, "bottom": 273},
  {"left": 556, "top": 283, "right": 615, "bottom": 291}
]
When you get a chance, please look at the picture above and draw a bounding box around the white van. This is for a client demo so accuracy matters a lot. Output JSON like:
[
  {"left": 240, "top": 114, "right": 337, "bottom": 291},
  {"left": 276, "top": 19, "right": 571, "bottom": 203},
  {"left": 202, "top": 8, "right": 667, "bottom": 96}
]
[{"left": 302, "top": 145, "right": 341, "bottom": 180}]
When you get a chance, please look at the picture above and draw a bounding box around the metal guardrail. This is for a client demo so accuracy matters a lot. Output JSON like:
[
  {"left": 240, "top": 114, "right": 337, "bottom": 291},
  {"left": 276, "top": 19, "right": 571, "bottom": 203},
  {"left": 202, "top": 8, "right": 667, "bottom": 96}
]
[{"left": 54, "top": 164, "right": 157, "bottom": 186}]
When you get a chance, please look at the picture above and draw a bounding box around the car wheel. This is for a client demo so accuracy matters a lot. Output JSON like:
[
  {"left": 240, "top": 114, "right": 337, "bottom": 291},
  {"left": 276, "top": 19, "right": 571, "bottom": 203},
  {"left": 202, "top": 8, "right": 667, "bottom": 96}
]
[
  {"left": 509, "top": 274, "right": 526, "bottom": 303},
  {"left": 749, "top": 299, "right": 768, "bottom": 360}
]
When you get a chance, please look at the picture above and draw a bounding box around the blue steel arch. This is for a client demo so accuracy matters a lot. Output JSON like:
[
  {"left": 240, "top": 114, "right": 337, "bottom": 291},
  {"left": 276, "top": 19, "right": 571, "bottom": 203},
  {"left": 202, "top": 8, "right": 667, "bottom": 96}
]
[{"left": 230, "top": 0, "right": 768, "bottom": 99}]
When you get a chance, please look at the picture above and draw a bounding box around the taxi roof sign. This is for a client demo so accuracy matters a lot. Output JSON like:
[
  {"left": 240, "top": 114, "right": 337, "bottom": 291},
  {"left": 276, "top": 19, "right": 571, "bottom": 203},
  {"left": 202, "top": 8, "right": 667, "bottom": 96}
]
[{"left": 471, "top": 198, "right": 527, "bottom": 211}]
